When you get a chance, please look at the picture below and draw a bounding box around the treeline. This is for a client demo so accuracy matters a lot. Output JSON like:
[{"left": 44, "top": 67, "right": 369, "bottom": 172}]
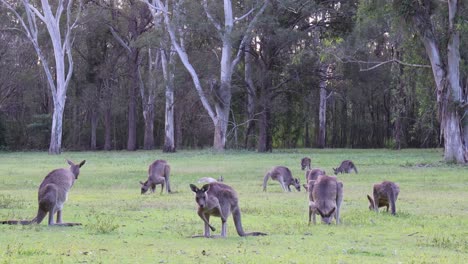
[{"left": 0, "top": 0, "right": 465, "bottom": 154}]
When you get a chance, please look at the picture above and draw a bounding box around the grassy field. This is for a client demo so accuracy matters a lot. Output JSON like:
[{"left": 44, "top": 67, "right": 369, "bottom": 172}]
[{"left": 0, "top": 149, "right": 467, "bottom": 263}]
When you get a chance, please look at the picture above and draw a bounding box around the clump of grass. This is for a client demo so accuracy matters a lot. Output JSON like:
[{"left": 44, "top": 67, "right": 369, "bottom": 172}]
[
  {"left": 0, "top": 194, "right": 24, "bottom": 209},
  {"left": 5, "top": 242, "right": 49, "bottom": 257},
  {"left": 86, "top": 213, "right": 119, "bottom": 234},
  {"left": 418, "top": 234, "right": 467, "bottom": 251}
]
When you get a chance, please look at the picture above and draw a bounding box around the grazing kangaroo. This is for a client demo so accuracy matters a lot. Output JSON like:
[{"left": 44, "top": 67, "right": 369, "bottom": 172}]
[
  {"left": 139, "top": 160, "right": 171, "bottom": 194},
  {"left": 301, "top": 157, "right": 312, "bottom": 170},
  {"left": 263, "top": 166, "right": 300, "bottom": 192},
  {"left": 1, "top": 160, "right": 86, "bottom": 226},
  {"left": 189, "top": 183, "right": 267, "bottom": 238},
  {"left": 333, "top": 160, "right": 358, "bottom": 174},
  {"left": 308, "top": 175, "right": 343, "bottom": 225},
  {"left": 367, "top": 181, "right": 400, "bottom": 215},
  {"left": 198, "top": 176, "right": 224, "bottom": 184}
]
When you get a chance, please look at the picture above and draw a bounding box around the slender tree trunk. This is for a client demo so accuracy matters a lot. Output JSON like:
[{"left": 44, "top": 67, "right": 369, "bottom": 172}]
[
  {"left": 127, "top": 53, "right": 138, "bottom": 151},
  {"left": 258, "top": 84, "right": 272, "bottom": 152},
  {"left": 161, "top": 49, "right": 176, "bottom": 152},
  {"left": 244, "top": 41, "right": 256, "bottom": 149},
  {"left": 317, "top": 65, "right": 328, "bottom": 148},
  {"left": 49, "top": 100, "right": 65, "bottom": 154},
  {"left": 90, "top": 109, "right": 98, "bottom": 150},
  {"left": 142, "top": 105, "right": 155, "bottom": 150},
  {"left": 104, "top": 106, "right": 111, "bottom": 150}
]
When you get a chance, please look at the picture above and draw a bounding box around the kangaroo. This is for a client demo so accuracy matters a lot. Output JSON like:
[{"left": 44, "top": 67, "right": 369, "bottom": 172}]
[
  {"left": 308, "top": 175, "right": 343, "bottom": 225},
  {"left": 263, "top": 166, "right": 300, "bottom": 192},
  {"left": 367, "top": 181, "right": 400, "bottom": 215},
  {"left": 139, "top": 160, "right": 171, "bottom": 194},
  {"left": 189, "top": 183, "right": 267, "bottom": 238},
  {"left": 333, "top": 160, "right": 358, "bottom": 174},
  {"left": 1, "top": 160, "right": 86, "bottom": 226},
  {"left": 198, "top": 176, "right": 224, "bottom": 184},
  {"left": 301, "top": 157, "right": 312, "bottom": 170}
]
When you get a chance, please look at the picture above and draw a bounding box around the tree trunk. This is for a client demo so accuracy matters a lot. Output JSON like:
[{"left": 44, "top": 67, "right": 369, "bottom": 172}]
[
  {"left": 161, "top": 49, "right": 176, "bottom": 152},
  {"left": 317, "top": 65, "right": 328, "bottom": 148},
  {"left": 257, "top": 84, "right": 272, "bottom": 152},
  {"left": 143, "top": 106, "right": 155, "bottom": 150},
  {"left": 244, "top": 41, "right": 256, "bottom": 149},
  {"left": 104, "top": 107, "right": 111, "bottom": 150},
  {"left": 49, "top": 100, "right": 65, "bottom": 154},
  {"left": 412, "top": 1, "right": 466, "bottom": 163},
  {"left": 90, "top": 109, "right": 98, "bottom": 150},
  {"left": 127, "top": 53, "right": 138, "bottom": 151}
]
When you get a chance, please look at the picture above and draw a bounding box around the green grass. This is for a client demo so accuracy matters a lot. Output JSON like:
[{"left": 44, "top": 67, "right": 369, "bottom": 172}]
[{"left": 0, "top": 149, "right": 467, "bottom": 263}]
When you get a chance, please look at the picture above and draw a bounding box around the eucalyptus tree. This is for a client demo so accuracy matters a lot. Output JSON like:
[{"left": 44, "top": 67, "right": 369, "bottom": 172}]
[
  {"left": 392, "top": 0, "right": 467, "bottom": 163},
  {"left": 108, "top": 0, "right": 153, "bottom": 150},
  {"left": 146, "top": 0, "right": 269, "bottom": 151},
  {"left": 0, "top": 0, "right": 82, "bottom": 154}
]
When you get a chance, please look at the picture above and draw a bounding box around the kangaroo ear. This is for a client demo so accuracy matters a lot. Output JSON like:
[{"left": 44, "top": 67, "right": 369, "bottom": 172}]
[
  {"left": 295, "top": 178, "right": 300, "bottom": 184},
  {"left": 303, "top": 184, "right": 308, "bottom": 191},
  {"left": 316, "top": 208, "right": 324, "bottom": 217},
  {"left": 67, "top": 159, "right": 74, "bottom": 166},
  {"left": 367, "top": 195, "right": 374, "bottom": 207},
  {"left": 79, "top": 160, "right": 86, "bottom": 167},
  {"left": 327, "top": 207, "right": 336, "bottom": 217},
  {"left": 201, "top": 184, "right": 211, "bottom": 192},
  {"left": 140, "top": 181, "right": 145, "bottom": 186},
  {"left": 189, "top": 184, "right": 199, "bottom": 192}
]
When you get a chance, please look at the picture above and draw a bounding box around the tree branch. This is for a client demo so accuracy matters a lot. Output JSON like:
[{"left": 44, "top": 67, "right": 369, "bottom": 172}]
[
  {"left": 203, "top": 0, "right": 222, "bottom": 33},
  {"left": 234, "top": 7, "right": 254, "bottom": 24}
]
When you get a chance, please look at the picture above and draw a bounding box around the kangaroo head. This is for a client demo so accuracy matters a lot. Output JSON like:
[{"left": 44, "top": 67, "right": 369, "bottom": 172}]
[
  {"left": 67, "top": 160, "right": 86, "bottom": 179},
  {"left": 218, "top": 176, "right": 224, "bottom": 182},
  {"left": 301, "top": 157, "right": 311, "bottom": 170},
  {"left": 190, "top": 184, "right": 210, "bottom": 208},
  {"left": 140, "top": 180, "right": 150, "bottom": 194},
  {"left": 293, "top": 178, "right": 301, "bottom": 192},
  {"left": 333, "top": 168, "right": 338, "bottom": 175},
  {"left": 316, "top": 207, "right": 336, "bottom": 224},
  {"left": 367, "top": 195, "right": 375, "bottom": 210}
]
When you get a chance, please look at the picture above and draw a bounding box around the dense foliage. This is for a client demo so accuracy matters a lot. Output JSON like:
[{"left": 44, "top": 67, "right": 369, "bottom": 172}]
[{"left": 0, "top": 0, "right": 466, "bottom": 152}]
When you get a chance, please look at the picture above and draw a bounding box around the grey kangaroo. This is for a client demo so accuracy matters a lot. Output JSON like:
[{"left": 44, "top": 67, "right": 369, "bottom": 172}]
[
  {"left": 140, "top": 160, "right": 171, "bottom": 194},
  {"left": 333, "top": 160, "right": 358, "bottom": 174},
  {"left": 189, "top": 183, "right": 267, "bottom": 238},
  {"left": 1, "top": 160, "right": 86, "bottom": 226},
  {"left": 263, "top": 166, "right": 300, "bottom": 192},
  {"left": 367, "top": 181, "right": 400, "bottom": 215},
  {"left": 301, "top": 157, "right": 312, "bottom": 170},
  {"left": 198, "top": 176, "right": 224, "bottom": 184},
  {"left": 308, "top": 175, "right": 343, "bottom": 225}
]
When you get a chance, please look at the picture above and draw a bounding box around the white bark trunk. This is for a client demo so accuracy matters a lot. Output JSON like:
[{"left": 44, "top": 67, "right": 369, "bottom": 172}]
[
  {"left": 148, "top": 0, "right": 268, "bottom": 151},
  {"left": 2, "top": 0, "right": 80, "bottom": 154},
  {"left": 318, "top": 65, "right": 328, "bottom": 148},
  {"left": 161, "top": 47, "right": 176, "bottom": 152}
]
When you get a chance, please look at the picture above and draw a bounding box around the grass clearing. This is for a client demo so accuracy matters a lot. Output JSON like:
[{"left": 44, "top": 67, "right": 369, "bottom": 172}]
[{"left": 0, "top": 149, "right": 467, "bottom": 263}]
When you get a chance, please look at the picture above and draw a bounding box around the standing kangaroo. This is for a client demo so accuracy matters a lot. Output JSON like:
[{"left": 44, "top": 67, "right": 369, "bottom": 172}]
[
  {"left": 263, "top": 166, "right": 300, "bottom": 192},
  {"left": 308, "top": 175, "right": 343, "bottom": 225},
  {"left": 189, "top": 183, "right": 267, "bottom": 238},
  {"left": 1, "top": 160, "right": 86, "bottom": 226},
  {"left": 139, "top": 160, "right": 171, "bottom": 194},
  {"left": 367, "top": 181, "right": 400, "bottom": 215},
  {"left": 333, "top": 160, "right": 358, "bottom": 174},
  {"left": 301, "top": 157, "right": 312, "bottom": 170}
]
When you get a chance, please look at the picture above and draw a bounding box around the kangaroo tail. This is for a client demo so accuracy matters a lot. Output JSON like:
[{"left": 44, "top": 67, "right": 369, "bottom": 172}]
[
  {"left": 31, "top": 208, "right": 47, "bottom": 224},
  {"left": 232, "top": 207, "right": 267, "bottom": 237},
  {"left": 263, "top": 172, "right": 270, "bottom": 192},
  {"left": 0, "top": 220, "right": 33, "bottom": 225},
  {"left": 164, "top": 165, "right": 171, "bottom": 193}
]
